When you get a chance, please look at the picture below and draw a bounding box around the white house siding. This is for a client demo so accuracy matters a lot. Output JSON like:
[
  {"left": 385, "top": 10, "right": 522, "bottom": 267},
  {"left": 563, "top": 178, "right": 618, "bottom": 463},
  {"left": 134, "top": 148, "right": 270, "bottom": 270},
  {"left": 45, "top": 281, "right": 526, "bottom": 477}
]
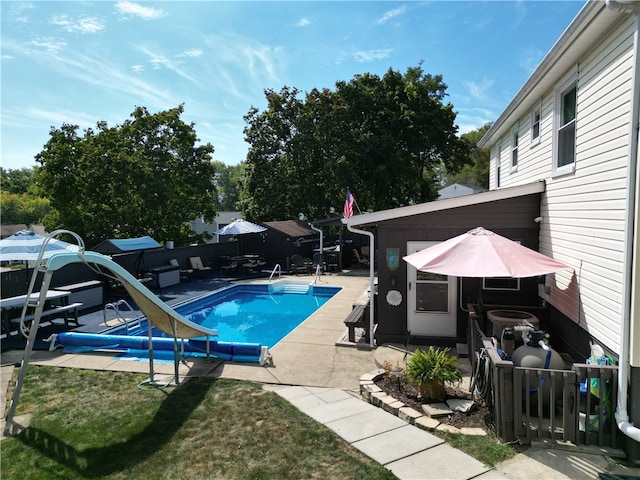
[{"left": 487, "top": 16, "right": 635, "bottom": 353}]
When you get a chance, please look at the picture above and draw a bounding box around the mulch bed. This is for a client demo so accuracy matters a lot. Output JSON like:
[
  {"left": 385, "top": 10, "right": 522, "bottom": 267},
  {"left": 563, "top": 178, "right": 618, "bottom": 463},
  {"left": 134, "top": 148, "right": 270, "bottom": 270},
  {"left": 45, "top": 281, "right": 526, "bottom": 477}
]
[{"left": 374, "top": 372, "right": 494, "bottom": 431}]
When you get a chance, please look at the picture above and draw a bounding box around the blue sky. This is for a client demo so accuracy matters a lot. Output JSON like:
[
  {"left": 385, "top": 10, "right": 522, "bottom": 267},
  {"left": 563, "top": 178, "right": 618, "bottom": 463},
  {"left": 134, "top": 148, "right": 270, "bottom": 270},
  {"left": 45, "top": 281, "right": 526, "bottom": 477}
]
[{"left": 1, "top": 1, "right": 585, "bottom": 171}]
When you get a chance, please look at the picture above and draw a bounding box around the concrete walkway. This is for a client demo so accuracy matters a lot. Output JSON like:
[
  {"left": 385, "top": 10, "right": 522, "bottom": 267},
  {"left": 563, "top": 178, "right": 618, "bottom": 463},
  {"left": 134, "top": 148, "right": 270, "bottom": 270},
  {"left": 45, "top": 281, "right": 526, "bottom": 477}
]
[{"left": 267, "top": 384, "right": 501, "bottom": 480}]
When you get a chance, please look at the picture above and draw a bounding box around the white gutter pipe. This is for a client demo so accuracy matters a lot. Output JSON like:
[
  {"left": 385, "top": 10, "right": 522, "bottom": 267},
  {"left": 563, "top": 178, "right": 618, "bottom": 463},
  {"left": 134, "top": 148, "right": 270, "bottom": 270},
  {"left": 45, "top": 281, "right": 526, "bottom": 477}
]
[
  {"left": 606, "top": 0, "right": 640, "bottom": 444},
  {"left": 309, "top": 223, "right": 323, "bottom": 256},
  {"left": 346, "top": 223, "right": 376, "bottom": 349}
]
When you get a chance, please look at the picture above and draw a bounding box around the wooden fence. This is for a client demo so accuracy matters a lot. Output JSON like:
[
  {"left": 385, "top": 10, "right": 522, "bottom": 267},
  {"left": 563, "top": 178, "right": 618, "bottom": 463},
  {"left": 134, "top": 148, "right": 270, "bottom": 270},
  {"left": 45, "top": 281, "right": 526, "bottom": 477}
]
[{"left": 468, "top": 310, "right": 620, "bottom": 448}]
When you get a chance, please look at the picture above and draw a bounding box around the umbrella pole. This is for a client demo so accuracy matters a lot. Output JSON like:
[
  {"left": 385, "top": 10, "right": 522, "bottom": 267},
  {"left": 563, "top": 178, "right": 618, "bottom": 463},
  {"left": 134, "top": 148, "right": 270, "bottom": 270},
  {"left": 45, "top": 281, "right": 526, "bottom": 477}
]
[{"left": 477, "top": 278, "right": 484, "bottom": 317}]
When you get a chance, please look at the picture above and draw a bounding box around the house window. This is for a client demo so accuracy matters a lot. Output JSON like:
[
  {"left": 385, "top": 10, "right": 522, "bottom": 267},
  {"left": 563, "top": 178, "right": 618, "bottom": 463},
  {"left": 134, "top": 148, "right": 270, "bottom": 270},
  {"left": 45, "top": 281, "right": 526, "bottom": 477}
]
[
  {"left": 483, "top": 277, "right": 520, "bottom": 291},
  {"left": 531, "top": 107, "right": 541, "bottom": 145},
  {"left": 554, "top": 75, "right": 577, "bottom": 174},
  {"left": 511, "top": 129, "right": 519, "bottom": 170},
  {"left": 496, "top": 163, "right": 501, "bottom": 188}
]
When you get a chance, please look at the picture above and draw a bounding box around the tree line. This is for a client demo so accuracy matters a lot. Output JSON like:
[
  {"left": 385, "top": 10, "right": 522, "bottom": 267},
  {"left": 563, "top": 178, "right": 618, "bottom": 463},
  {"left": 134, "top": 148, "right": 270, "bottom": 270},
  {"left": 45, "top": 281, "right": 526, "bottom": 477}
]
[{"left": 1, "top": 64, "right": 489, "bottom": 247}]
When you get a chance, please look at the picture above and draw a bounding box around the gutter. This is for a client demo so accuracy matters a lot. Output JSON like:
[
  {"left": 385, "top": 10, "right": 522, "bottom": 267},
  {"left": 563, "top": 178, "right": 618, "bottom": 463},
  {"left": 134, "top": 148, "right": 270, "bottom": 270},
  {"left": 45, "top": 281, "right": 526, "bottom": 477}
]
[
  {"left": 308, "top": 223, "right": 323, "bottom": 254},
  {"left": 606, "top": 0, "right": 640, "bottom": 444},
  {"left": 345, "top": 221, "right": 376, "bottom": 349}
]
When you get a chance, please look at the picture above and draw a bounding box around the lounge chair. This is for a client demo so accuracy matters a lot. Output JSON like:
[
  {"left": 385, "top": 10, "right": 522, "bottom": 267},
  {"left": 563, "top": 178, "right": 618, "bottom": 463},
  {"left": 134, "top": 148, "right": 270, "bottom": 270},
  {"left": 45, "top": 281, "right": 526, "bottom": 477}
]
[
  {"left": 353, "top": 249, "right": 369, "bottom": 268},
  {"left": 290, "top": 254, "right": 309, "bottom": 275},
  {"left": 169, "top": 259, "right": 193, "bottom": 279},
  {"left": 189, "top": 256, "right": 213, "bottom": 275},
  {"left": 312, "top": 252, "right": 326, "bottom": 272}
]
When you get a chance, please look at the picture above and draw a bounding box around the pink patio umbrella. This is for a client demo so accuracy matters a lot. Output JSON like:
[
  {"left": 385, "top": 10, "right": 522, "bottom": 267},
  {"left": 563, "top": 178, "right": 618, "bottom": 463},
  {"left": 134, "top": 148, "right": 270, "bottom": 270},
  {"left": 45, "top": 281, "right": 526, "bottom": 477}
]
[{"left": 403, "top": 226, "right": 571, "bottom": 308}]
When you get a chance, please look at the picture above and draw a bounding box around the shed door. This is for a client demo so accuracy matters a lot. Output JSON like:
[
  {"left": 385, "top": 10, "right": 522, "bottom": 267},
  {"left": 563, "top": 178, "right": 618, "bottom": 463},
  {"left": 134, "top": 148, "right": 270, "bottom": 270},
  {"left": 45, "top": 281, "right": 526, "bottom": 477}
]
[{"left": 407, "top": 241, "right": 457, "bottom": 337}]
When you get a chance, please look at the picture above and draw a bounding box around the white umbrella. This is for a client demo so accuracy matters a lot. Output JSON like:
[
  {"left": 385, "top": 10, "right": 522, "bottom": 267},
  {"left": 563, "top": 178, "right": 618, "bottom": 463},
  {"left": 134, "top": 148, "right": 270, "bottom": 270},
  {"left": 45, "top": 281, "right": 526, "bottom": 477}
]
[
  {"left": 0, "top": 230, "right": 80, "bottom": 261},
  {"left": 214, "top": 219, "right": 267, "bottom": 235}
]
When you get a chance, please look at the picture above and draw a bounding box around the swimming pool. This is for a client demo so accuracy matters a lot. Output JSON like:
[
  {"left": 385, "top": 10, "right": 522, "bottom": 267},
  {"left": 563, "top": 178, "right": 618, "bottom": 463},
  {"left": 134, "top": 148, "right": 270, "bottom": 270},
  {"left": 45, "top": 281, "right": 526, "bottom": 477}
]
[
  {"left": 167, "top": 282, "right": 340, "bottom": 347},
  {"left": 54, "top": 281, "right": 341, "bottom": 362}
]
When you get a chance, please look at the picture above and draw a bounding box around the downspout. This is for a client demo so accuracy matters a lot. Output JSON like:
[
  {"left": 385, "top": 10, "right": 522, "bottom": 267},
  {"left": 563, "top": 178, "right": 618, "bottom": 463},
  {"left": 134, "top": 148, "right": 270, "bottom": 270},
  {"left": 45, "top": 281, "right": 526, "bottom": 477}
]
[
  {"left": 606, "top": 0, "right": 640, "bottom": 443},
  {"left": 346, "top": 222, "right": 376, "bottom": 349},
  {"left": 309, "top": 223, "right": 323, "bottom": 256}
]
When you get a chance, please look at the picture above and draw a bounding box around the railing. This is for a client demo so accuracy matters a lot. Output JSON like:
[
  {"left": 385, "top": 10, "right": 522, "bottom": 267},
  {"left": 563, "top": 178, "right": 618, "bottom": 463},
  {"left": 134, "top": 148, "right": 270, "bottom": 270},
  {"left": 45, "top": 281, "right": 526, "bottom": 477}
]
[
  {"left": 269, "top": 264, "right": 281, "bottom": 282},
  {"left": 311, "top": 264, "right": 324, "bottom": 284},
  {"left": 103, "top": 299, "right": 140, "bottom": 334},
  {"left": 468, "top": 309, "right": 620, "bottom": 449}
]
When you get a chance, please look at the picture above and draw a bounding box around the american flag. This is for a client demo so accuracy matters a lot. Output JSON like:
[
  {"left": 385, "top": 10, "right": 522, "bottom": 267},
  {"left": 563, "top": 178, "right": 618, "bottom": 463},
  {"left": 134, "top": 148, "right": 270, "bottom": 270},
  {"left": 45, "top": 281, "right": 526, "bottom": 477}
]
[{"left": 343, "top": 189, "right": 354, "bottom": 218}]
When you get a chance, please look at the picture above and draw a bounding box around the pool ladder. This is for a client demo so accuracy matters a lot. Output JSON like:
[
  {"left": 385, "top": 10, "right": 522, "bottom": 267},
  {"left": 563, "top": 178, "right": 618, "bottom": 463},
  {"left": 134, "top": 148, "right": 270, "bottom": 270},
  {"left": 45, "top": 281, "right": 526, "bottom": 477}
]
[
  {"left": 103, "top": 299, "right": 140, "bottom": 334},
  {"left": 269, "top": 264, "right": 281, "bottom": 282}
]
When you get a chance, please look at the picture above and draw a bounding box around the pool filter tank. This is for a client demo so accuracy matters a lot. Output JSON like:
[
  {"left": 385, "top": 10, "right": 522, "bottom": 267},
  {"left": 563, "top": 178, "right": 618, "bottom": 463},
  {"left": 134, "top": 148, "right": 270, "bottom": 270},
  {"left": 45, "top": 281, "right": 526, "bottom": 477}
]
[{"left": 511, "top": 330, "right": 565, "bottom": 408}]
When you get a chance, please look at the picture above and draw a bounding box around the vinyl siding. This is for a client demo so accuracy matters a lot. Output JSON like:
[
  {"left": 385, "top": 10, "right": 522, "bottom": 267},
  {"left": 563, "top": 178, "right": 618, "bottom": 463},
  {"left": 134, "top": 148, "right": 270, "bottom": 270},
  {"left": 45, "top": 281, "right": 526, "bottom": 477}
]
[{"left": 486, "top": 16, "right": 635, "bottom": 353}]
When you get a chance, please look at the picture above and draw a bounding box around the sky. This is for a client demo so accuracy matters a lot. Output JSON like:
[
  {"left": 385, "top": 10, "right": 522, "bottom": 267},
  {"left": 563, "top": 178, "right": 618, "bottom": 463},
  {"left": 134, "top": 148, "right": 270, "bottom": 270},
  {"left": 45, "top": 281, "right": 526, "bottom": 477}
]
[{"left": 1, "top": 0, "right": 586, "bottom": 171}]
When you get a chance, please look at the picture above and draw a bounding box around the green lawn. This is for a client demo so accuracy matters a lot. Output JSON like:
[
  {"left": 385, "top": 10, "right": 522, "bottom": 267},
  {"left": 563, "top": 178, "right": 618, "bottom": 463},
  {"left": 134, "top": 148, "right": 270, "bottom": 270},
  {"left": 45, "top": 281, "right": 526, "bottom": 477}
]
[{"left": 2, "top": 366, "right": 396, "bottom": 480}]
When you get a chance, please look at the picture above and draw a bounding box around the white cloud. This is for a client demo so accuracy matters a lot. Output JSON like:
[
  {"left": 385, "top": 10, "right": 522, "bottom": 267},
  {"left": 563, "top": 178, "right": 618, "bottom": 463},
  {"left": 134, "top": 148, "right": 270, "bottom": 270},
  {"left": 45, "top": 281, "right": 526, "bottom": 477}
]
[
  {"left": 5, "top": 2, "right": 34, "bottom": 23},
  {"left": 51, "top": 15, "right": 105, "bottom": 34},
  {"left": 29, "top": 37, "right": 67, "bottom": 54},
  {"left": 179, "top": 48, "right": 203, "bottom": 58},
  {"left": 138, "top": 46, "right": 196, "bottom": 83},
  {"left": 297, "top": 18, "right": 310, "bottom": 27},
  {"left": 375, "top": 5, "right": 407, "bottom": 25},
  {"left": 519, "top": 47, "right": 544, "bottom": 74},
  {"left": 115, "top": 1, "right": 165, "bottom": 20},
  {"left": 131, "top": 64, "right": 144, "bottom": 73},
  {"left": 463, "top": 78, "right": 495, "bottom": 101},
  {"left": 353, "top": 48, "right": 392, "bottom": 63}
]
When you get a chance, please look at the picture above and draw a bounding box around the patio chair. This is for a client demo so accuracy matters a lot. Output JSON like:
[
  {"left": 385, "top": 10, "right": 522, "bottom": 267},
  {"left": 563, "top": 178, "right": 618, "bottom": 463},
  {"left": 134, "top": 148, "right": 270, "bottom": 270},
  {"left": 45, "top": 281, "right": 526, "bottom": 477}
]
[
  {"left": 313, "top": 252, "right": 326, "bottom": 272},
  {"left": 290, "top": 254, "right": 309, "bottom": 275},
  {"left": 353, "top": 249, "right": 369, "bottom": 268},
  {"left": 326, "top": 253, "right": 339, "bottom": 272},
  {"left": 169, "top": 259, "right": 193, "bottom": 279},
  {"left": 189, "top": 256, "right": 213, "bottom": 276}
]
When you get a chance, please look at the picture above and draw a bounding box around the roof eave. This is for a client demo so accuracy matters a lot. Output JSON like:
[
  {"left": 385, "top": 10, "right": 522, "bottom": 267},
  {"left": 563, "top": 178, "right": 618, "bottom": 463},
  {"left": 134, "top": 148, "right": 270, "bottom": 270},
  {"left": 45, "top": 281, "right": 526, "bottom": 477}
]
[{"left": 343, "top": 181, "right": 545, "bottom": 227}]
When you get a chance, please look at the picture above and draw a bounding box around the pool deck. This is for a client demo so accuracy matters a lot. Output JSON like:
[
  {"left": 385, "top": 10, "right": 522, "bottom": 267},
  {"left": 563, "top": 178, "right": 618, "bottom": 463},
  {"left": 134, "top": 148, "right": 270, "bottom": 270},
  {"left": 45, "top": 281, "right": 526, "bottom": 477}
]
[{"left": 1, "top": 269, "right": 379, "bottom": 393}]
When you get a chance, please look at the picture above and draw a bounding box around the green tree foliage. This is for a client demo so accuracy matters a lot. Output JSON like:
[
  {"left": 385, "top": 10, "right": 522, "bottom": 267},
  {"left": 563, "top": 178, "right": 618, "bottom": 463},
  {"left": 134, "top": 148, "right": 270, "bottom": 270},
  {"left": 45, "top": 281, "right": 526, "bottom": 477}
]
[
  {"left": 241, "top": 65, "right": 470, "bottom": 221},
  {"left": 1, "top": 167, "right": 37, "bottom": 194},
  {"left": 0, "top": 192, "right": 51, "bottom": 225},
  {"left": 35, "top": 105, "right": 218, "bottom": 247},
  {"left": 1, "top": 167, "right": 52, "bottom": 225},
  {"left": 213, "top": 161, "right": 243, "bottom": 211},
  {"left": 442, "top": 123, "right": 491, "bottom": 189}
]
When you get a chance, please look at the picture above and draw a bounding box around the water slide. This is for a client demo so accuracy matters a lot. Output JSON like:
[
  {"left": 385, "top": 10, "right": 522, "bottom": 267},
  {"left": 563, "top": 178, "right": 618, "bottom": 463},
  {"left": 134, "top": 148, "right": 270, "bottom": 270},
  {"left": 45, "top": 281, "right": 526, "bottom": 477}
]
[
  {"left": 46, "top": 251, "right": 270, "bottom": 364},
  {"left": 4, "top": 242, "right": 269, "bottom": 436}
]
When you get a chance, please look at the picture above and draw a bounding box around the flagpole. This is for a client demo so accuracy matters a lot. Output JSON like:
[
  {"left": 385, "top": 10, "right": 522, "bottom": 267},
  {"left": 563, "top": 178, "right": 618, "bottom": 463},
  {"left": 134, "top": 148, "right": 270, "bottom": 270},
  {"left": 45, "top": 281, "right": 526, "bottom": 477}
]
[{"left": 353, "top": 198, "right": 362, "bottom": 215}]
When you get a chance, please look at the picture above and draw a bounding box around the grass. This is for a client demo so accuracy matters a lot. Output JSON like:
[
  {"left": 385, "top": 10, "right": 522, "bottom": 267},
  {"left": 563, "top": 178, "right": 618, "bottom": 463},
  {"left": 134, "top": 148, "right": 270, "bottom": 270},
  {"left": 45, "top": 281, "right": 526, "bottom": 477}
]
[
  {"left": 433, "top": 430, "right": 517, "bottom": 467},
  {"left": 2, "top": 366, "right": 396, "bottom": 480}
]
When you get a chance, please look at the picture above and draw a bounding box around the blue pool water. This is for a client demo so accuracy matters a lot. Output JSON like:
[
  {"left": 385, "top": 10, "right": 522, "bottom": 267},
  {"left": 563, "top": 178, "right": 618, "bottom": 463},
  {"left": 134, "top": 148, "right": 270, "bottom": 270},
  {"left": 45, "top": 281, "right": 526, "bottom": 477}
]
[{"left": 139, "top": 282, "right": 340, "bottom": 348}]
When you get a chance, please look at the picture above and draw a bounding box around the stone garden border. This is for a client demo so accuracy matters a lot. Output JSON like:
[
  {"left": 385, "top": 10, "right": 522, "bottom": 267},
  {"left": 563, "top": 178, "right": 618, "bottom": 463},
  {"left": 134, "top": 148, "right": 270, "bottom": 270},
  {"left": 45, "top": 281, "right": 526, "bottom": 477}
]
[{"left": 359, "top": 369, "right": 487, "bottom": 436}]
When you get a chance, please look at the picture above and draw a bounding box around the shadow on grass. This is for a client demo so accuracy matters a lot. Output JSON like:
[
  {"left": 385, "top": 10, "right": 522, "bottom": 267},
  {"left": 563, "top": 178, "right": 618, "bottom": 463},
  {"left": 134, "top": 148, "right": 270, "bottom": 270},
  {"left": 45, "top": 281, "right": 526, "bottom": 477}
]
[{"left": 16, "top": 377, "right": 212, "bottom": 477}]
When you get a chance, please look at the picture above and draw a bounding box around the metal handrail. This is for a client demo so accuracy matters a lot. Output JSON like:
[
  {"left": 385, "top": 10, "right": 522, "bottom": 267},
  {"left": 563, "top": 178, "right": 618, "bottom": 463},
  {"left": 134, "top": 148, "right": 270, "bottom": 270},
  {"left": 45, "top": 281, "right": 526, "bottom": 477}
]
[
  {"left": 312, "top": 264, "right": 325, "bottom": 284},
  {"left": 269, "top": 264, "right": 281, "bottom": 282},
  {"left": 103, "top": 299, "right": 139, "bottom": 334}
]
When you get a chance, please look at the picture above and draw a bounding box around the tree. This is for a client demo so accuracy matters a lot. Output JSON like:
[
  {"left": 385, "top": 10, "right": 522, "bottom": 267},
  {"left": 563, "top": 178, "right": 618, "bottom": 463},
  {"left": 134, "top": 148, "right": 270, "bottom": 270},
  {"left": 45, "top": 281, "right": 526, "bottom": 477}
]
[
  {"left": 35, "top": 105, "right": 218, "bottom": 247},
  {"left": 442, "top": 123, "right": 491, "bottom": 189},
  {"left": 213, "top": 161, "right": 243, "bottom": 211},
  {"left": 0, "top": 167, "right": 52, "bottom": 225},
  {"left": 1, "top": 167, "right": 37, "bottom": 194},
  {"left": 241, "top": 65, "right": 470, "bottom": 221}
]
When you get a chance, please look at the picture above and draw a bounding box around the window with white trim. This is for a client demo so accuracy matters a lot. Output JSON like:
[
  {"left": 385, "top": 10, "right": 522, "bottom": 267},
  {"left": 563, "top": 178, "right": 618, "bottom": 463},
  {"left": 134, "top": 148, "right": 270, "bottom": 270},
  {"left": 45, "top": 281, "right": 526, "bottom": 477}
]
[
  {"left": 511, "top": 128, "right": 519, "bottom": 171},
  {"left": 531, "top": 107, "right": 541, "bottom": 145},
  {"left": 554, "top": 75, "right": 577, "bottom": 174}
]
